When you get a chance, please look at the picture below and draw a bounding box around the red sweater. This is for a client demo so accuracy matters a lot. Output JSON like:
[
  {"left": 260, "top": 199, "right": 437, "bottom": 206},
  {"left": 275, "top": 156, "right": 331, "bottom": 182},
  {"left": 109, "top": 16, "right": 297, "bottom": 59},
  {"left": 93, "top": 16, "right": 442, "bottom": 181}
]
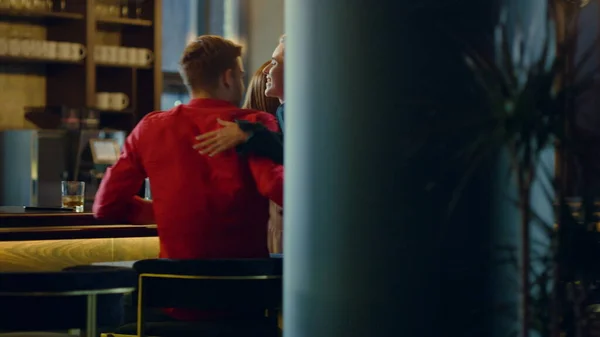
[{"left": 93, "top": 98, "right": 284, "bottom": 319}]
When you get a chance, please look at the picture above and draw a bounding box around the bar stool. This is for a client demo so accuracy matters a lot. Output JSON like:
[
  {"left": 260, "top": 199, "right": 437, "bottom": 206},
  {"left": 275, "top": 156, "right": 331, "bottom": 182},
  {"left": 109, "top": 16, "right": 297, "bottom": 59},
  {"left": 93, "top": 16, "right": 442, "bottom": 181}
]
[
  {"left": 0, "top": 267, "right": 137, "bottom": 337},
  {"left": 108, "top": 258, "right": 283, "bottom": 337}
]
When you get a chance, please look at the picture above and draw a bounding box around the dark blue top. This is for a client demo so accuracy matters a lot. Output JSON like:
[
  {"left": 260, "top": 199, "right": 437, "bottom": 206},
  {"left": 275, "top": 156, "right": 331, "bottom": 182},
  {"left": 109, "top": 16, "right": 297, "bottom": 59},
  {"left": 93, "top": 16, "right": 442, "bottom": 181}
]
[
  {"left": 276, "top": 103, "right": 285, "bottom": 134},
  {"left": 235, "top": 103, "right": 285, "bottom": 164}
]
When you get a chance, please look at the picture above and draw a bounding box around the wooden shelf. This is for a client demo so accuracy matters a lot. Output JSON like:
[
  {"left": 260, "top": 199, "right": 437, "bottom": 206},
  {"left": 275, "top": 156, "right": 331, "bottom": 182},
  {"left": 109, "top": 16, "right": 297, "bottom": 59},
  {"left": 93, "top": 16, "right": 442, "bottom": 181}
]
[
  {"left": 96, "top": 109, "right": 134, "bottom": 114},
  {"left": 96, "top": 62, "right": 152, "bottom": 69},
  {"left": 96, "top": 16, "right": 152, "bottom": 27},
  {"left": 0, "top": 55, "right": 83, "bottom": 65},
  {"left": 0, "top": 0, "right": 161, "bottom": 133},
  {"left": 0, "top": 9, "right": 84, "bottom": 21}
]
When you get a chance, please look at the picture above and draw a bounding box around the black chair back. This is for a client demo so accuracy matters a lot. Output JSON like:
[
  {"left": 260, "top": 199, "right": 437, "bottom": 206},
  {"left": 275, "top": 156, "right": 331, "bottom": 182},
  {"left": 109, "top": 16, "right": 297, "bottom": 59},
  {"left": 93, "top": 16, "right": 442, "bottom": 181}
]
[{"left": 133, "top": 258, "right": 282, "bottom": 312}]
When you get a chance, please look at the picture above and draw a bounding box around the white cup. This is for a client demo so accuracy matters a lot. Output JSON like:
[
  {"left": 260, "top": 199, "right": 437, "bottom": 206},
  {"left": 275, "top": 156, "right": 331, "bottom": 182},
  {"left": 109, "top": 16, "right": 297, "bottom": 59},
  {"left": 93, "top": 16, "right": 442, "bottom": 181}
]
[
  {"left": 69, "top": 43, "right": 86, "bottom": 61},
  {"left": 30, "top": 39, "right": 44, "bottom": 58},
  {"left": 117, "top": 47, "right": 128, "bottom": 65},
  {"left": 105, "top": 45, "right": 118, "bottom": 64},
  {"left": 8, "top": 38, "right": 20, "bottom": 56},
  {"left": 19, "top": 39, "right": 35, "bottom": 57},
  {"left": 109, "top": 92, "right": 129, "bottom": 110},
  {"left": 94, "top": 45, "right": 107, "bottom": 63},
  {"left": 96, "top": 92, "right": 111, "bottom": 110},
  {"left": 57, "top": 42, "right": 71, "bottom": 60},
  {"left": 126, "top": 47, "right": 137, "bottom": 65},
  {"left": 0, "top": 38, "right": 8, "bottom": 56},
  {"left": 135, "top": 48, "right": 153, "bottom": 67},
  {"left": 43, "top": 41, "right": 57, "bottom": 59}
]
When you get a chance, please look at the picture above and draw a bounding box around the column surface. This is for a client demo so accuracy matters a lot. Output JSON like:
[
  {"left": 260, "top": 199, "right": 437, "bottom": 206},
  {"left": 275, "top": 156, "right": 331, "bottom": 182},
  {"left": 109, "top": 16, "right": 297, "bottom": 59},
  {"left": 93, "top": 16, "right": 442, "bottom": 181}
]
[{"left": 284, "top": 1, "right": 497, "bottom": 336}]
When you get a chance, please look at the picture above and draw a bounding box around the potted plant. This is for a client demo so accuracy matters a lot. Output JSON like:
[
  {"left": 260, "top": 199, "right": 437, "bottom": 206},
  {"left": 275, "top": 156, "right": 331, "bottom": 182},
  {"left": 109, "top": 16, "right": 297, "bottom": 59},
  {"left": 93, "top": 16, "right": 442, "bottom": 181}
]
[{"left": 441, "top": 0, "right": 600, "bottom": 336}]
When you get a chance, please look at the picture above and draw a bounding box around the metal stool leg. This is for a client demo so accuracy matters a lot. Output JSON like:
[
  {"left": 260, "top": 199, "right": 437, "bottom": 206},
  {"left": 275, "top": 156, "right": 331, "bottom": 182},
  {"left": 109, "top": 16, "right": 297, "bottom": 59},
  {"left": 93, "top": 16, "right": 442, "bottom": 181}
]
[{"left": 85, "top": 294, "right": 97, "bottom": 337}]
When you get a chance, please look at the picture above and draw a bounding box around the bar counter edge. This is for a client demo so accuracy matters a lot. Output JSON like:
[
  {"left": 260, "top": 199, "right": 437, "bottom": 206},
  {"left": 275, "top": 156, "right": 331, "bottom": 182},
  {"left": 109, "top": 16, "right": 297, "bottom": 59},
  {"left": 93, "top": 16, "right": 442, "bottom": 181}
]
[
  {"left": 0, "top": 206, "right": 157, "bottom": 241},
  {"left": 0, "top": 207, "right": 159, "bottom": 272}
]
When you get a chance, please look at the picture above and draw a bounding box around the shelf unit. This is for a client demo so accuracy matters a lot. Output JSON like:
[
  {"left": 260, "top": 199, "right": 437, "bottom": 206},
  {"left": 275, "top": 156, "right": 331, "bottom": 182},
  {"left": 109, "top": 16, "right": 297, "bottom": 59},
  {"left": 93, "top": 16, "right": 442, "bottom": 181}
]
[
  {"left": 96, "top": 62, "right": 152, "bottom": 69},
  {"left": 96, "top": 16, "right": 152, "bottom": 26},
  {"left": 0, "top": 55, "right": 83, "bottom": 65},
  {"left": 0, "top": 0, "right": 162, "bottom": 132},
  {"left": 0, "top": 8, "right": 84, "bottom": 21}
]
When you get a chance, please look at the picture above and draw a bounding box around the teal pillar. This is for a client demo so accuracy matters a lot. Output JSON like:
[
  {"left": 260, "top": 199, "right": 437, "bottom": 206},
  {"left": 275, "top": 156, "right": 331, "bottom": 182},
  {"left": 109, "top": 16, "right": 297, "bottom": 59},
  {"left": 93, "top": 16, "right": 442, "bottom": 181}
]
[{"left": 284, "top": 0, "right": 499, "bottom": 336}]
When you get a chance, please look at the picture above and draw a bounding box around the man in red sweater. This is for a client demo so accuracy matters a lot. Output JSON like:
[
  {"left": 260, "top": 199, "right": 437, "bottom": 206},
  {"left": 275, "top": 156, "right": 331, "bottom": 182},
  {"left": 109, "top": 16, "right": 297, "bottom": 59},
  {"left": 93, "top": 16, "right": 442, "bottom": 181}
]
[
  {"left": 94, "top": 36, "right": 283, "bottom": 325},
  {"left": 93, "top": 35, "right": 283, "bottom": 261}
]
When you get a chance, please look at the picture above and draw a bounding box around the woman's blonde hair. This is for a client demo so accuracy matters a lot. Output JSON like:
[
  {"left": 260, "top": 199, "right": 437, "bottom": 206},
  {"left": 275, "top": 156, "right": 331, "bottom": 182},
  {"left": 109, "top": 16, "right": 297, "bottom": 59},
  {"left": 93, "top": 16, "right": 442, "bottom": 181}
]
[{"left": 242, "top": 60, "right": 280, "bottom": 115}]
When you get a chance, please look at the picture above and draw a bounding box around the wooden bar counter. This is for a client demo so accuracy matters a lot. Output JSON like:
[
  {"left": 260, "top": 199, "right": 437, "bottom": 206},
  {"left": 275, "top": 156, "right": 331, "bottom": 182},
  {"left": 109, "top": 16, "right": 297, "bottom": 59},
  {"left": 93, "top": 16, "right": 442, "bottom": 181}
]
[{"left": 0, "top": 207, "right": 159, "bottom": 272}]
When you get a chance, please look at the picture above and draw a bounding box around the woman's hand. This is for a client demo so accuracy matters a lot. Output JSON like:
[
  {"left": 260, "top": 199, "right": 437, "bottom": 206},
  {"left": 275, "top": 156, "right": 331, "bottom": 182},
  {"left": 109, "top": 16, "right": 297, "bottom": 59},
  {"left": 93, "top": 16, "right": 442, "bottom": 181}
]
[{"left": 193, "top": 119, "right": 250, "bottom": 156}]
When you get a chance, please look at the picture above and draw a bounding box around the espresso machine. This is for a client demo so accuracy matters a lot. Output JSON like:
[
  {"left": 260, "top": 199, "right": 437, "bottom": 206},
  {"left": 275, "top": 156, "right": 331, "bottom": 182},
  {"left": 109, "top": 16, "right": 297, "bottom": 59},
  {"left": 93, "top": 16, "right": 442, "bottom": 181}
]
[
  {"left": 0, "top": 129, "right": 125, "bottom": 208},
  {"left": 0, "top": 104, "right": 126, "bottom": 208},
  {"left": 67, "top": 129, "right": 125, "bottom": 209}
]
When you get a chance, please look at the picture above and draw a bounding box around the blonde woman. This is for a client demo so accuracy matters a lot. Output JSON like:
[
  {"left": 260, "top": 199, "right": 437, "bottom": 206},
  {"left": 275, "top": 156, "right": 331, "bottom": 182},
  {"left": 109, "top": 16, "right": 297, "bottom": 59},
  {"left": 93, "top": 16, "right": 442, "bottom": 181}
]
[{"left": 242, "top": 60, "right": 284, "bottom": 254}]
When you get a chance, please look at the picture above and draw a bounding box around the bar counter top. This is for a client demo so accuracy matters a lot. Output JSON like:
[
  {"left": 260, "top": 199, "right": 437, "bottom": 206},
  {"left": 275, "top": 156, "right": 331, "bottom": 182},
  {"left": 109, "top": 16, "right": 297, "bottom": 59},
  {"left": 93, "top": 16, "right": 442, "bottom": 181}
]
[{"left": 0, "top": 206, "right": 157, "bottom": 241}]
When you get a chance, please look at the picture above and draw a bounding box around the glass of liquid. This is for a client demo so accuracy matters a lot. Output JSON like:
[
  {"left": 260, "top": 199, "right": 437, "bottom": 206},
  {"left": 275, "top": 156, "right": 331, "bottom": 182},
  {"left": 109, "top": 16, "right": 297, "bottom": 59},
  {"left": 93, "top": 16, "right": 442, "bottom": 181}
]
[
  {"left": 144, "top": 178, "right": 151, "bottom": 200},
  {"left": 61, "top": 181, "right": 85, "bottom": 212}
]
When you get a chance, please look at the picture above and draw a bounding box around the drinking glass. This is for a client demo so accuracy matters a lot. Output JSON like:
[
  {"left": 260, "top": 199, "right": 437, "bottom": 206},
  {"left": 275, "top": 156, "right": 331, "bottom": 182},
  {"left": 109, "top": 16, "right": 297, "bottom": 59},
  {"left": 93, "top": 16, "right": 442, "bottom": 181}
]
[
  {"left": 144, "top": 178, "right": 151, "bottom": 200},
  {"left": 133, "top": 0, "right": 144, "bottom": 18},
  {"left": 119, "top": 0, "right": 128, "bottom": 17},
  {"left": 61, "top": 181, "right": 85, "bottom": 212},
  {"left": 32, "top": 0, "right": 45, "bottom": 11},
  {"left": 21, "top": 0, "right": 33, "bottom": 10},
  {"left": 107, "top": 4, "right": 118, "bottom": 16}
]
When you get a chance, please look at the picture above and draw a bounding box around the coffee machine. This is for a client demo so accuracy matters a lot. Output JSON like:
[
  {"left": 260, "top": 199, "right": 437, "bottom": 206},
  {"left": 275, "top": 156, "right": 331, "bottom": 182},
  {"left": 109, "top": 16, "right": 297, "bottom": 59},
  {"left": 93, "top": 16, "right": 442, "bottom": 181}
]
[
  {"left": 67, "top": 129, "right": 125, "bottom": 209},
  {"left": 0, "top": 104, "right": 127, "bottom": 208},
  {"left": 0, "top": 129, "right": 125, "bottom": 208}
]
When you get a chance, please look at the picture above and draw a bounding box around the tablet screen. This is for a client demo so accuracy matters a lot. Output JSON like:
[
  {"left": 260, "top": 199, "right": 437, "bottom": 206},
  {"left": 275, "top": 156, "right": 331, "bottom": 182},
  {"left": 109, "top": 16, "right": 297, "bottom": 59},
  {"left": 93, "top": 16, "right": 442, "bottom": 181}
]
[{"left": 89, "top": 139, "right": 120, "bottom": 164}]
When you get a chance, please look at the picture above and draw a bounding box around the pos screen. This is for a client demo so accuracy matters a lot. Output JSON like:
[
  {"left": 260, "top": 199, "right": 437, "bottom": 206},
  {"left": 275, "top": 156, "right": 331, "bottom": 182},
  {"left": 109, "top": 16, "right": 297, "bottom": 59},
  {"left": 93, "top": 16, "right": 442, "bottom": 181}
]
[{"left": 89, "top": 138, "right": 120, "bottom": 165}]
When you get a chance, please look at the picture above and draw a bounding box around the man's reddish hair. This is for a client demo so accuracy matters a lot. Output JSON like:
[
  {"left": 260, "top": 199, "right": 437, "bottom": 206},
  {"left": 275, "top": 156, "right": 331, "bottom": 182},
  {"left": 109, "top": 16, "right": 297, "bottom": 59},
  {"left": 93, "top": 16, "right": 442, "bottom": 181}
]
[{"left": 179, "top": 35, "right": 242, "bottom": 91}]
